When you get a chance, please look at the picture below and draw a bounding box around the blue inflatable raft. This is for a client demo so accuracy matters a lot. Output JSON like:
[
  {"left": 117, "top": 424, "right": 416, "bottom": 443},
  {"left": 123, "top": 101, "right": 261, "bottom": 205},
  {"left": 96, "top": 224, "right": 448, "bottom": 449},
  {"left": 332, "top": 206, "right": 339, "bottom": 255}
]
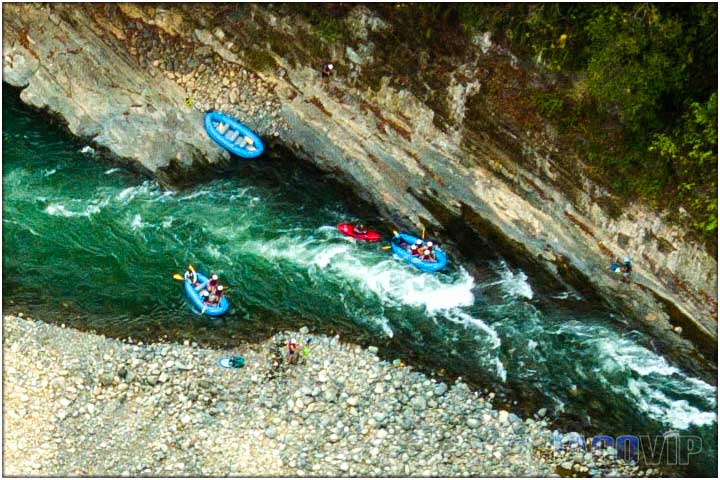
[
  {"left": 204, "top": 111, "right": 264, "bottom": 158},
  {"left": 184, "top": 272, "right": 229, "bottom": 316},
  {"left": 391, "top": 232, "right": 448, "bottom": 273}
]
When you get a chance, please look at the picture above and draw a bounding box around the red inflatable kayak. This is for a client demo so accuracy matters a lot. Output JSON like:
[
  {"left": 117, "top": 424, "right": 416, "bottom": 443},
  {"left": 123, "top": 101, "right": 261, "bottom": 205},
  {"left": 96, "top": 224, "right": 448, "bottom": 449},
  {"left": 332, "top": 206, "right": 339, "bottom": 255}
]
[{"left": 337, "top": 223, "right": 381, "bottom": 242}]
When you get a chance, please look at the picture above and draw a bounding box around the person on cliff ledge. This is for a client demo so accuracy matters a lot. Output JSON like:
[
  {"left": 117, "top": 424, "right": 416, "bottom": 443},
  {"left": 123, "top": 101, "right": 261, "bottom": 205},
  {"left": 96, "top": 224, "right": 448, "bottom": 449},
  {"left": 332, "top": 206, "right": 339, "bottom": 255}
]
[
  {"left": 621, "top": 257, "right": 632, "bottom": 283},
  {"left": 321, "top": 62, "right": 334, "bottom": 83}
]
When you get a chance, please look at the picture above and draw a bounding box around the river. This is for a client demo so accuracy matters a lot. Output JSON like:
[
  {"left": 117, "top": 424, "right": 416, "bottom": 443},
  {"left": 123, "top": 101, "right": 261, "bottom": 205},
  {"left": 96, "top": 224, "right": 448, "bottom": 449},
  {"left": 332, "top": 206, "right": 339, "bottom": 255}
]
[{"left": 2, "top": 86, "right": 717, "bottom": 476}]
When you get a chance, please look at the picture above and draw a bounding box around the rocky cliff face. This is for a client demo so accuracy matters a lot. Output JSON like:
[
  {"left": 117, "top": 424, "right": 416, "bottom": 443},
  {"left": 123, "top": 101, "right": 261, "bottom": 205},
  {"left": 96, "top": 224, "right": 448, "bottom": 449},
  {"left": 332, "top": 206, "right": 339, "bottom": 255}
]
[{"left": 3, "top": 4, "right": 716, "bottom": 364}]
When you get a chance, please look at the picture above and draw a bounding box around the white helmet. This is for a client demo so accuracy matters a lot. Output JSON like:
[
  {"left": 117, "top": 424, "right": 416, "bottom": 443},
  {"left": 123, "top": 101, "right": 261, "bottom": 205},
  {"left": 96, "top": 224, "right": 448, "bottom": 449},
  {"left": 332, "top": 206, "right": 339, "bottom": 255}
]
[
  {"left": 244, "top": 136, "right": 254, "bottom": 145},
  {"left": 328, "top": 64, "right": 334, "bottom": 70},
  {"left": 290, "top": 338, "right": 298, "bottom": 345},
  {"left": 415, "top": 239, "right": 423, "bottom": 245},
  {"left": 426, "top": 241, "right": 433, "bottom": 247},
  {"left": 201, "top": 290, "right": 209, "bottom": 296},
  {"left": 212, "top": 274, "right": 218, "bottom": 280},
  {"left": 217, "top": 285, "right": 224, "bottom": 291}
]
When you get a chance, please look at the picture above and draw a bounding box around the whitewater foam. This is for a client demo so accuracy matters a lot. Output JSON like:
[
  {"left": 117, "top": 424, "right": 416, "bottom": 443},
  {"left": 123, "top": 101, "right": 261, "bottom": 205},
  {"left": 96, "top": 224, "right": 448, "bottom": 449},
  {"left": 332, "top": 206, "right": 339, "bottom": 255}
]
[
  {"left": 130, "top": 214, "right": 146, "bottom": 230},
  {"left": 483, "top": 261, "right": 534, "bottom": 300},
  {"left": 243, "top": 231, "right": 476, "bottom": 313},
  {"left": 627, "top": 378, "right": 717, "bottom": 430},
  {"left": 589, "top": 330, "right": 717, "bottom": 429},
  {"left": 444, "top": 310, "right": 501, "bottom": 349},
  {"left": 45, "top": 201, "right": 104, "bottom": 218},
  {"left": 369, "top": 316, "right": 394, "bottom": 338},
  {"left": 116, "top": 181, "right": 163, "bottom": 203}
]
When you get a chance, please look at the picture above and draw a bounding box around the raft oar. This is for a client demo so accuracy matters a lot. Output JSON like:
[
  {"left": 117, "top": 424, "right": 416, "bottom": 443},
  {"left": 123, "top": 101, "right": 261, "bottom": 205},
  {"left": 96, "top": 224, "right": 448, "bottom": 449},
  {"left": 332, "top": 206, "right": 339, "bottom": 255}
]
[
  {"left": 173, "top": 273, "right": 184, "bottom": 281},
  {"left": 422, "top": 227, "right": 426, "bottom": 239},
  {"left": 383, "top": 230, "right": 400, "bottom": 250}
]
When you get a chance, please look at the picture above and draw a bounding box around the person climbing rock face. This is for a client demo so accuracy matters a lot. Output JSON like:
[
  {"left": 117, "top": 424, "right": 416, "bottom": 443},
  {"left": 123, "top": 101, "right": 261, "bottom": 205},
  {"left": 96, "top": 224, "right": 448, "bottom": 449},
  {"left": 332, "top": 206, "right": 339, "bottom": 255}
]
[{"left": 621, "top": 257, "right": 633, "bottom": 283}]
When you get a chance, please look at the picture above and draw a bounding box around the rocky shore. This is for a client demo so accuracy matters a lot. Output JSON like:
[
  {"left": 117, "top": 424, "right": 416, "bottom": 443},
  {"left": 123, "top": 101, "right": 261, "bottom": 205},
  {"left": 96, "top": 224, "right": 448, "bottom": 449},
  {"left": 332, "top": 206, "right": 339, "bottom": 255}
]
[{"left": 4, "top": 314, "right": 651, "bottom": 477}]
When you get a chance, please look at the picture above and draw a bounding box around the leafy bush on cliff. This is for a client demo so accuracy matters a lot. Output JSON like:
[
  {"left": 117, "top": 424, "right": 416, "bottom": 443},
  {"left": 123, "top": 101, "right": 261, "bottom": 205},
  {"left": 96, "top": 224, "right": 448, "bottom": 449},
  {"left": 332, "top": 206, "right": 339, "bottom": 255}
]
[{"left": 475, "top": 3, "right": 718, "bottom": 239}]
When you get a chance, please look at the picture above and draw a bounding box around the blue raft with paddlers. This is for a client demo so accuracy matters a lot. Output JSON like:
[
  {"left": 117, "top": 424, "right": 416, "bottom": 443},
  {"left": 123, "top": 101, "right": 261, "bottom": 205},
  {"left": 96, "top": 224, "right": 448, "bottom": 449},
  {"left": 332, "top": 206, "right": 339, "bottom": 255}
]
[
  {"left": 204, "top": 111, "right": 264, "bottom": 158},
  {"left": 391, "top": 232, "right": 448, "bottom": 273},
  {"left": 184, "top": 272, "right": 229, "bottom": 316}
]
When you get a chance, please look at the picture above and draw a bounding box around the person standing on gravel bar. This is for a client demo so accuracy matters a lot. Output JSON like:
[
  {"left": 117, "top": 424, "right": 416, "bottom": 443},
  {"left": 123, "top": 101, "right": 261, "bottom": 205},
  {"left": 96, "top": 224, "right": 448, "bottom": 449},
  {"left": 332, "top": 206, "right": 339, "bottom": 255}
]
[{"left": 286, "top": 337, "right": 300, "bottom": 365}]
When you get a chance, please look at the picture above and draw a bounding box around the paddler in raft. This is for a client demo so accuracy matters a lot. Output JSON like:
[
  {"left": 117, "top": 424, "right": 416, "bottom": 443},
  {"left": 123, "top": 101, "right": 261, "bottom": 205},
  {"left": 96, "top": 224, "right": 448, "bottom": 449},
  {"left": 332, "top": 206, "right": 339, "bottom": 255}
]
[
  {"left": 208, "top": 285, "right": 225, "bottom": 306},
  {"left": 409, "top": 239, "right": 423, "bottom": 256},
  {"left": 420, "top": 241, "right": 436, "bottom": 262},
  {"left": 196, "top": 273, "right": 219, "bottom": 293},
  {"left": 242, "top": 136, "right": 257, "bottom": 152},
  {"left": 353, "top": 223, "right": 368, "bottom": 235},
  {"left": 183, "top": 266, "right": 199, "bottom": 287}
]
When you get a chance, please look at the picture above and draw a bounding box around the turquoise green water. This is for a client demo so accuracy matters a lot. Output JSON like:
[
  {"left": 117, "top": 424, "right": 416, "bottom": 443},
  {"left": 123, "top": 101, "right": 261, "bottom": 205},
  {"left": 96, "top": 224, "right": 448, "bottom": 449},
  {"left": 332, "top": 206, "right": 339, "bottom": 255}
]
[{"left": 2, "top": 87, "right": 717, "bottom": 475}]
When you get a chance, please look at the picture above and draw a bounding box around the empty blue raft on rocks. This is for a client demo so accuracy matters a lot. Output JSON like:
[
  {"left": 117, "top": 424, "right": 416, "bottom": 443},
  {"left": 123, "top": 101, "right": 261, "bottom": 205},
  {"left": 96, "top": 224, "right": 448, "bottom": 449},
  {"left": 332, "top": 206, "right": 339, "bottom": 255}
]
[{"left": 204, "top": 111, "right": 264, "bottom": 158}]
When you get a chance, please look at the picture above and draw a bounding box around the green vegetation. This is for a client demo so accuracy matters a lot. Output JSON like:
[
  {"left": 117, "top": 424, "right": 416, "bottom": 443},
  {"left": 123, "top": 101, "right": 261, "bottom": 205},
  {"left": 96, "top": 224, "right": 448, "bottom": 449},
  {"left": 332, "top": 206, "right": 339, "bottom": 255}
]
[
  {"left": 243, "top": 48, "right": 278, "bottom": 72},
  {"left": 473, "top": 3, "right": 718, "bottom": 240}
]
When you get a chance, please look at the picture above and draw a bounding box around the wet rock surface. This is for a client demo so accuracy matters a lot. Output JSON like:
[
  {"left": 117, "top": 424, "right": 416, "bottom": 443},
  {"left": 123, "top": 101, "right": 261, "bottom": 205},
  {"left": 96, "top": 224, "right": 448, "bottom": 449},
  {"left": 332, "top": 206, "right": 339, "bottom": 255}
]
[{"left": 3, "top": 314, "right": 645, "bottom": 477}]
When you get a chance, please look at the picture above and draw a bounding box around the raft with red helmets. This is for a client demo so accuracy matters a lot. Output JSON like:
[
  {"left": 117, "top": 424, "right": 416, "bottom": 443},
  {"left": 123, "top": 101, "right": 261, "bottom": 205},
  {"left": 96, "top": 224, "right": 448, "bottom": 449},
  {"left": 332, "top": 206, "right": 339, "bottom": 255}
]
[{"left": 337, "top": 223, "right": 381, "bottom": 242}]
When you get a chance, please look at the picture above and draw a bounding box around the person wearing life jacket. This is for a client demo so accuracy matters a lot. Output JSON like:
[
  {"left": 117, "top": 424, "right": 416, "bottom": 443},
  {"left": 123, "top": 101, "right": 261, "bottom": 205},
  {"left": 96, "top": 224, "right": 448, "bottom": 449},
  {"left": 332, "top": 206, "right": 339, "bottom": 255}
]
[
  {"left": 409, "top": 239, "right": 423, "bottom": 256},
  {"left": 207, "top": 274, "right": 219, "bottom": 294},
  {"left": 209, "top": 285, "right": 225, "bottom": 306},
  {"left": 422, "top": 241, "right": 436, "bottom": 262},
  {"left": 354, "top": 223, "right": 368, "bottom": 235},
  {"left": 184, "top": 266, "right": 198, "bottom": 286},
  {"left": 286, "top": 337, "right": 300, "bottom": 365},
  {"left": 199, "top": 289, "right": 211, "bottom": 305},
  {"left": 194, "top": 273, "right": 218, "bottom": 292}
]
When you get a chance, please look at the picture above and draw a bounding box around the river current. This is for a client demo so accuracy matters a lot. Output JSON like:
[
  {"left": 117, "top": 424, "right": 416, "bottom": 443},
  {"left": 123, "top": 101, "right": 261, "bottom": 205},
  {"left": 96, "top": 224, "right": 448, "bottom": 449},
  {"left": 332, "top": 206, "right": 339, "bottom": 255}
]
[{"left": 2, "top": 87, "right": 717, "bottom": 476}]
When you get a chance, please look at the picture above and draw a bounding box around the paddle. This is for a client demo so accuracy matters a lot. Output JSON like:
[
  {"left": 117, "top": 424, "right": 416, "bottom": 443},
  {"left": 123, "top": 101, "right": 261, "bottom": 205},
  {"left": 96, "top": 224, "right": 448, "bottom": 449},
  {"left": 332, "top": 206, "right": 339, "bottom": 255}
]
[{"left": 382, "top": 230, "right": 401, "bottom": 250}]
